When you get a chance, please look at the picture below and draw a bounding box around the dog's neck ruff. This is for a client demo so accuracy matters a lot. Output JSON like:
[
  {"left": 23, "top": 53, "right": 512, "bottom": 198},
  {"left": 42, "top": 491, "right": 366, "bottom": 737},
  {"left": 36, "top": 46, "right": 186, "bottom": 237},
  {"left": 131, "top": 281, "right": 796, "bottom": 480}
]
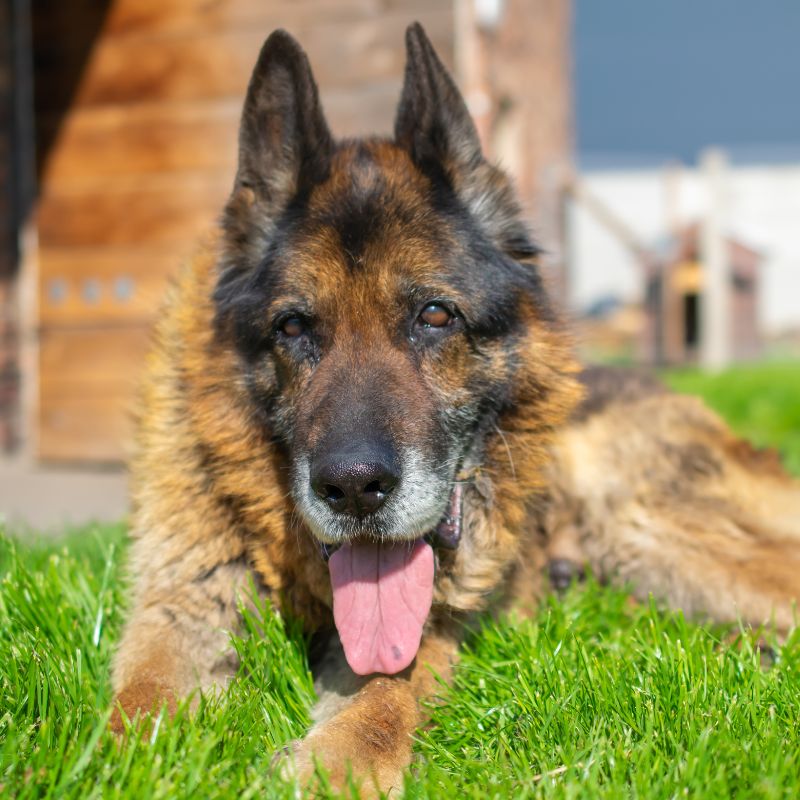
[{"left": 322, "top": 479, "right": 468, "bottom": 675}]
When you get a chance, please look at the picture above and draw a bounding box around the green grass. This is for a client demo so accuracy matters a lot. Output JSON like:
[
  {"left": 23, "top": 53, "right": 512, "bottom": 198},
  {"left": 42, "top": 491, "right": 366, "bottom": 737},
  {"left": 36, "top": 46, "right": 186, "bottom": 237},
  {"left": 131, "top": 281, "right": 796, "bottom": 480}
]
[{"left": 2, "top": 364, "right": 799, "bottom": 798}]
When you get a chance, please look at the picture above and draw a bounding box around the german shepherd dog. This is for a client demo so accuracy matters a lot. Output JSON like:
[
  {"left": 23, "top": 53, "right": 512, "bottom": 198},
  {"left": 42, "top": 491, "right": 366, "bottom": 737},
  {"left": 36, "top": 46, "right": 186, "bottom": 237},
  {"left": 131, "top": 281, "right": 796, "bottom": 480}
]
[{"left": 112, "top": 23, "right": 800, "bottom": 796}]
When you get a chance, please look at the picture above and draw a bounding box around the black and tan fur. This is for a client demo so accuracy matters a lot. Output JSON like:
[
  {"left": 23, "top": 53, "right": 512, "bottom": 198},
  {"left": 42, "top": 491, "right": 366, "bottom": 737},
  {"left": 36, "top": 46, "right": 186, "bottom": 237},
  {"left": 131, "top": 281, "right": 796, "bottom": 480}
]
[{"left": 112, "top": 24, "right": 800, "bottom": 797}]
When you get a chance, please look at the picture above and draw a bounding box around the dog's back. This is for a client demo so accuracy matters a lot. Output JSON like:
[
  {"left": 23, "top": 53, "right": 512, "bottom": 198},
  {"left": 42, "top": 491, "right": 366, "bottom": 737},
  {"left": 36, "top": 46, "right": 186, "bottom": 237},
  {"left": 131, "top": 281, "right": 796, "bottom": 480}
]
[{"left": 544, "top": 365, "right": 800, "bottom": 629}]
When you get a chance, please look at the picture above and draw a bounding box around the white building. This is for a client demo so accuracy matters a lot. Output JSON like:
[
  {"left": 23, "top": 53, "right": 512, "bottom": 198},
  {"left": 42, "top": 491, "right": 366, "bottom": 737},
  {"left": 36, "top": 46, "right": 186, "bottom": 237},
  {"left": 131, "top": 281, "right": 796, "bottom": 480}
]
[{"left": 568, "top": 156, "right": 800, "bottom": 335}]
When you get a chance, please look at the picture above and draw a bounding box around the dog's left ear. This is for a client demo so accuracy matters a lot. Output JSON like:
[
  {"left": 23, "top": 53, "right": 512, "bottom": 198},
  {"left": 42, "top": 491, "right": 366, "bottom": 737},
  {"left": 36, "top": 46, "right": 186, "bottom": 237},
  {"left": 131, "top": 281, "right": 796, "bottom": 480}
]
[
  {"left": 395, "top": 24, "right": 538, "bottom": 261},
  {"left": 394, "top": 22, "right": 482, "bottom": 173}
]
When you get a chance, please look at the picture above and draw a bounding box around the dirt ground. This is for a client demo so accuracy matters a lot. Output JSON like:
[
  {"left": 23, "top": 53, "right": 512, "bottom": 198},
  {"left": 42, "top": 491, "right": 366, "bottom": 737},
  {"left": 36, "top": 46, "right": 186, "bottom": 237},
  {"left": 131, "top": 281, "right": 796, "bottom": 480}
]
[{"left": 0, "top": 456, "right": 128, "bottom": 534}]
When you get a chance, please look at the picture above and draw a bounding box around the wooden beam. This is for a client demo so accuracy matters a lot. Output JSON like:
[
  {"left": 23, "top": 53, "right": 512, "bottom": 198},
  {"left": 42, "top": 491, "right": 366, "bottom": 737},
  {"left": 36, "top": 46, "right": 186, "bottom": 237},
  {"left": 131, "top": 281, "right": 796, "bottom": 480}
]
[{"left": 700, "top": 147, "right": 731, "bottom": 370}]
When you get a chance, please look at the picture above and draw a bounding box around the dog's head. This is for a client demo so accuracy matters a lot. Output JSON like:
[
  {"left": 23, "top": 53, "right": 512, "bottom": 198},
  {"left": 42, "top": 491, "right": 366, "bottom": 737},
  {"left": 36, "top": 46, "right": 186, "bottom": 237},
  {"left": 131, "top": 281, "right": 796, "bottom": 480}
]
[
  {"left": 213, "top": 25, "right": 569, "bottom": 673},
  {"left": 215, "top": 24, "right": 552, "bottom": 545}
]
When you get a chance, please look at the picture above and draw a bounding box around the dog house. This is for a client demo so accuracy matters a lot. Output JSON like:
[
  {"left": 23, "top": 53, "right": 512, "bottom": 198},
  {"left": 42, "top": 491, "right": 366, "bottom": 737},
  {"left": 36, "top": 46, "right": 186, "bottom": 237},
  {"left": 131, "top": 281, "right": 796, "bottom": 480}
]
[
  {"left": 0, "top": 0, "right": 572, "bottom": 464},
  {"left": 644, "top": 223, "right": 762, "bottom": 365}
]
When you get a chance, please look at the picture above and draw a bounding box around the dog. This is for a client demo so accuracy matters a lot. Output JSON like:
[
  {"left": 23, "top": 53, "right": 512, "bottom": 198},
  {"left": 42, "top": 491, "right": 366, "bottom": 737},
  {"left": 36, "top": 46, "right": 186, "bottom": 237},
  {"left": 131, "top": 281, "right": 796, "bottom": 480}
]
[{"left": 111, "top": 23, "right": 800, "bottom": 796}]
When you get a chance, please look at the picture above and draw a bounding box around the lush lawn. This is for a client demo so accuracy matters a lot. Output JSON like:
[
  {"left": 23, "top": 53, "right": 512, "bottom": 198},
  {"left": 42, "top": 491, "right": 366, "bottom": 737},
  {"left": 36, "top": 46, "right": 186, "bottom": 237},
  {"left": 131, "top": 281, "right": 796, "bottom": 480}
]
[{"left": 1, "top": 364, "right": 799, "bottom": 798}]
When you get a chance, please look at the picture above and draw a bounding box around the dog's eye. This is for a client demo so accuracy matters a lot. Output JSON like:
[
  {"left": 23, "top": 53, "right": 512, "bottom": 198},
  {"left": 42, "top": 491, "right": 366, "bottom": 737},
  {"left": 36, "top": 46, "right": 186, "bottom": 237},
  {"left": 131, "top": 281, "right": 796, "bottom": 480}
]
[
  {"left": 280, "top": 316, "right": 305, "bottom": 338},
  {"left": 418, "top": 303, "right": 452, "bottom": 328}
]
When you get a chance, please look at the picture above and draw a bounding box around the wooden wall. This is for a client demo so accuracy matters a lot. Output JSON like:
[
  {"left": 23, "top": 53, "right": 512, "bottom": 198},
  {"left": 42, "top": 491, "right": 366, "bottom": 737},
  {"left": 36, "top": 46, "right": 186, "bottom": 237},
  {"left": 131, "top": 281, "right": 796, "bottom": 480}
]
[
  {"left": 34, "top": 0, "right": 454, "bottom": 462},
  {"left": 0, "top": 0, "right": 20, "bottom": 452},
  {"left": 455, "top": 0, "right": 573, "bottom": 305}
]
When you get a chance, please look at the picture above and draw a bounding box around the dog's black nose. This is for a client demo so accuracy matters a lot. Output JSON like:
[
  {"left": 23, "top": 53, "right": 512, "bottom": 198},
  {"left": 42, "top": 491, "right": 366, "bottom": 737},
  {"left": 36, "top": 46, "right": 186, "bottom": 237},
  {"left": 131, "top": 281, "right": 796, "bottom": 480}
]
[{"left": 310, "top": 445, "right": 399, "bottom": 516}]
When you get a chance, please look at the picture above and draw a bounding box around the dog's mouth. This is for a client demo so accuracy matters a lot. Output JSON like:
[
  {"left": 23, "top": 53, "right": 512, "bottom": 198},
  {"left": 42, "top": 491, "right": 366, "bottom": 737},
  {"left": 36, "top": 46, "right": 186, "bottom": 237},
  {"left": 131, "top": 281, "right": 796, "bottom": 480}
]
[{"left": 319, "top": 484, "right": 463, "bottom": 676}]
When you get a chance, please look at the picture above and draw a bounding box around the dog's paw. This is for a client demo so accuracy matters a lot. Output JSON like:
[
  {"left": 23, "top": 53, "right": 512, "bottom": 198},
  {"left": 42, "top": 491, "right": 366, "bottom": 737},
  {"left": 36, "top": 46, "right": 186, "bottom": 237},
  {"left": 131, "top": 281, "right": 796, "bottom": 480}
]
[
  {"left": 270, "top": 740, "right": 308, "bottom": 798},
  {"left": 273, "top": 731, "right": 404, "bottom": 799},
  {"left": 109, "top": 680, "right": 178, "bottom": 737}
]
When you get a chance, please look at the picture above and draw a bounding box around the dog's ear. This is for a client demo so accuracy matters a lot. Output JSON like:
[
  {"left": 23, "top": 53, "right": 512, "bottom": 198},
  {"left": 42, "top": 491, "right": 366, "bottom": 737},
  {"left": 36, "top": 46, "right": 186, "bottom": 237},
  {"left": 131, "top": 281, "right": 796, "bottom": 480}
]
[
  {"left": 221, "top": 31, "right": 333, "bottom": 273},
  {"left": 395, "top": 23, "right": 538, "bottom": 262},
  {"left": 394, "top": 22, "right": 482, "bottom": 174},
  {"left": 235, "top": 29, "right": 333, "bottom": 210}
]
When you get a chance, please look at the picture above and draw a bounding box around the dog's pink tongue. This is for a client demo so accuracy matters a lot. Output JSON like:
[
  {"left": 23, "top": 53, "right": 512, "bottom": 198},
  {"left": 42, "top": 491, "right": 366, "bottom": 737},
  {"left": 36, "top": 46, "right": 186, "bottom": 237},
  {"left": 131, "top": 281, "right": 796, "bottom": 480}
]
[{"left": 328, "top": 539, "right": 434, "bottom": 676}]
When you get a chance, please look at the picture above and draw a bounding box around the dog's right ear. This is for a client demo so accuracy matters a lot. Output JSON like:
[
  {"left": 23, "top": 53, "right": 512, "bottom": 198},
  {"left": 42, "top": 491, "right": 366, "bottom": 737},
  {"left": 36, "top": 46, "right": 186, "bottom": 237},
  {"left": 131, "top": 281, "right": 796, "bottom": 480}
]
[
  {"left": 234, "top": 29, "right": 333, "bottom": 213},
  {"left": 394, "top": 23, "right": 483, "bottom": 176}
]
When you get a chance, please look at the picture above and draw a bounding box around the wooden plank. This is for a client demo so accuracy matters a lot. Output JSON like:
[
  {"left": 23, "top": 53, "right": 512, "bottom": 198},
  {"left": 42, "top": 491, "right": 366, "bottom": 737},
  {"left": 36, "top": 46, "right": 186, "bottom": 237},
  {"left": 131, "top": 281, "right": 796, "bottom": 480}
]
[
  {"left": 39, "top": 99, "right": 239, "bottom": 183},
  {"left": 40, "top": 325, "right": 151, "bottom": 385},
  {"left": 39, "top": 80, "right": 405, "bottom": 185},
  {"left": 33, "top": 0, "right": 449, "bottom": 40},
  {"left": 38, "top": 246, "right": 179, "bottom": 325},
  {"left": 37, "top": 170, "right": 230, "bottom": 247},
  {"left": 35, "top": 11, "right": 453, "bottom": 110},
  {"left": 39, "top": 389, "right": 131, "bottom": 463},
  {"left": 103, "top": 0, "right": 381, "bottom": 36},
  {"left": 38, "top": 325, "right": 152, "bottom": 463},
  {"left": 324, "top": 81, "right": 402, "bottom": 137},
  {"left": 33, "top": 0, "right": 384, "bottom": 39}
]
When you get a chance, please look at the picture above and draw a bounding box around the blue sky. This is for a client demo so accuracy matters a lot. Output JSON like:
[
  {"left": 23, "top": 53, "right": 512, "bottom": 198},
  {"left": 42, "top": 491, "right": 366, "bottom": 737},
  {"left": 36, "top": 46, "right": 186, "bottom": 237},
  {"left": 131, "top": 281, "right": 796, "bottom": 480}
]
[{"left": 574, "top": 1, "right": 800, "bottom": 163}]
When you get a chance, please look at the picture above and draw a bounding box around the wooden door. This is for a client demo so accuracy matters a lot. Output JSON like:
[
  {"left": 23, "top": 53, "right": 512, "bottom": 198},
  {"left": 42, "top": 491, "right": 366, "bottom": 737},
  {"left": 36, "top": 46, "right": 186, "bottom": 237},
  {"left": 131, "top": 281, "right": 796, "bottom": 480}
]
[{"left": 33, "top": 0, "right": 454, "bottom": 462}]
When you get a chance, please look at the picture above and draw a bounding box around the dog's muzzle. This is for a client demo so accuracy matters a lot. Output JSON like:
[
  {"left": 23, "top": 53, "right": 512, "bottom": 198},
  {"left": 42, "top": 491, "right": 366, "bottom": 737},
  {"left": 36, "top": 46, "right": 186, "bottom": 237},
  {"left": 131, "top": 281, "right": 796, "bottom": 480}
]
[{"left": 318, "top": 481, "right": 464, "bottom": 561}]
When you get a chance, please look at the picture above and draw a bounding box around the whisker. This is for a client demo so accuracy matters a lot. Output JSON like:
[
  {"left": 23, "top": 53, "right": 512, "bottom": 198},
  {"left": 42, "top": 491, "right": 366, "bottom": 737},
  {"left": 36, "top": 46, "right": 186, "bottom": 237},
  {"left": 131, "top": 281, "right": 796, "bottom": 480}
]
[{"left": 493, "top": 423, "right": 517, "bottom": 480}]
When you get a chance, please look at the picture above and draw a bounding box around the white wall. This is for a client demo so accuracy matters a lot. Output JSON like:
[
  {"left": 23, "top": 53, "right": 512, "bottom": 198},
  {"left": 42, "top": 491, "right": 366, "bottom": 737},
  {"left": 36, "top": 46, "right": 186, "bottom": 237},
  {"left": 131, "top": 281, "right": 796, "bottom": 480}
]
[{"left": 568, "top": 161, "right": 800, "bottom": 334}]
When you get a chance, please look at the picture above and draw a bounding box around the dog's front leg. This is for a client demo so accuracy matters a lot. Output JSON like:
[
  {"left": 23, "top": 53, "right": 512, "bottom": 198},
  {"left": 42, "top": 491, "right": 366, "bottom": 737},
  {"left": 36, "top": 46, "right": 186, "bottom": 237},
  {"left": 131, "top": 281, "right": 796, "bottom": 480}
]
[
  {"left": 111, "top": 533, "right": 252, "bottom": 732},
  {"left": 282, "top": 621, "right": 460, "bottom": 797}
]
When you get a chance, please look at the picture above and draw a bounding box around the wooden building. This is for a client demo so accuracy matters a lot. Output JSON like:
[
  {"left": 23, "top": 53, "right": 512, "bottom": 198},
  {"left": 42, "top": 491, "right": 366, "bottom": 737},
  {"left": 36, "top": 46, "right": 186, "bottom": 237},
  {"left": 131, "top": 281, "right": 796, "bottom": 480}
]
[
  {"left": 0, "top": 0, "right": 572, "bottom": 463},
  {"left": 644, "top": 223, "right": 762, "bottom": 365}
]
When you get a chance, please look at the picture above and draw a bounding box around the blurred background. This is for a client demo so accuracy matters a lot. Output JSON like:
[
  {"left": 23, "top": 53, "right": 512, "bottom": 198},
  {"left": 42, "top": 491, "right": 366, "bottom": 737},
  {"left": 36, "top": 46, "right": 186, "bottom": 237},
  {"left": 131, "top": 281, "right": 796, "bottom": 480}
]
[{"left": 0, "top": 0, "right": 798, "bottom": 529}]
